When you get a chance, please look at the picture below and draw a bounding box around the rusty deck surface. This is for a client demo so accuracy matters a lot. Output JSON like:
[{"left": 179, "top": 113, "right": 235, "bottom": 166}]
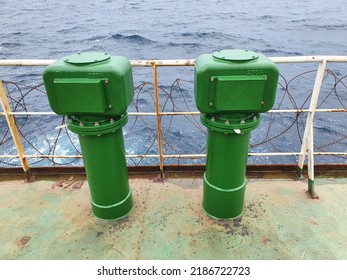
[{"left": 0, "top": 173, "right": 346, "bottom": 260}]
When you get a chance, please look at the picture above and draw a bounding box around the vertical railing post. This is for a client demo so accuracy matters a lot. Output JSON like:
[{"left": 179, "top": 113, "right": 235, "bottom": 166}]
[
  {"left": 152, "top": 63, "right": 164, "bottom": 178},
  {"left": 307, "top": 121, "right": 315, "bottom": 195},
  {"left": 0, "top": 80, "right": 33, "bottom": 180},
  {"left": 296, "top": 61, "right": 327, "bottom": 197}
]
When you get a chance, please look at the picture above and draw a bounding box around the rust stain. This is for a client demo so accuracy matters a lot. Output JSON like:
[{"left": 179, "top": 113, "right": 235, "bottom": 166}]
[
  {"left": 16, "top": 235, "right": 31, "bottom": 247},
  {"left": 305, "top": 190, "right": 320, "bottom": 199},
  {"left": 190, "top": 239, "right": 197, "bottom": 246},
  {"left": 153, "top": 174, "right": 167, "bottom": 182},
  {"left": 214, "top": 218, "right": 250, "bottom": 236},
  {"left": 72, "top": 181, "right": 84, "bottom": 189},
  {"left": 51, "top": 176, "right": 85, "bottom": 189},
  {"left": 62, "top": 176, "right": 74, "bottom": 188},
  {"left": 51, "top": 181, "right": 63, "bottom": 189},
  {"left": 261, "top": 238, "right": 271, "bottom": 245}
]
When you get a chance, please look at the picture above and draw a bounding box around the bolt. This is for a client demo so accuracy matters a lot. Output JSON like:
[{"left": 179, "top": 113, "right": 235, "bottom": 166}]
[
  {"left": 108, "top": 104, "right": 112, "bottom": 108},
  {"left": 234, "top": 129, "right": 241, "bottom": 134},
  {"left": 209, "top": 102, "right": 213, "bottom": 106},
  {"left": 210, "top": 77, "right": 215, "bottom": 82},
  {"left": 261, "top": 101, "right": 265, "bottom": 105},
  {"left": 264, "top": 75, "right": 268, "bottom": 80},
  {"left": 94, "top": 122, "right": 99, "bottom": 126},
  {"left": 68, "top": 118, "right": 73, "bottom": 123},
  {"left": 79, "top": 122, "right": 84, "bottom": 127},
  {"left": 240, "top": 120, "right": 245, "bottom": 124},
  {"left": 225, "top": 120, "right": 230, "bottom": 125},
  {"left": 253, "top": 116, "right": 257, "bottom": 121},
  {"left": 104, "top": 80, "right": 109, "bottom": 84},
  {"left": 211, "top": 117, "right": 215, "bottom": 122},
  {"left": 110, "top": 118, "right": 114, "bottom": 123}
]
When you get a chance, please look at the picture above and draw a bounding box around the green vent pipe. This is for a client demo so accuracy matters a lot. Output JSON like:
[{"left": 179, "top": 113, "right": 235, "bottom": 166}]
[
  {"left": 195, "top": 50, "right": 279, "bottom": 219},
  {"left": 43, "top": 52, "right": 134, "bottom": 220}
]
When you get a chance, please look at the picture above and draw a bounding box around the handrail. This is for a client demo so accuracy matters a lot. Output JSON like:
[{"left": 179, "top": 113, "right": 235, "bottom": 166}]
[
  {"left": 1, "top": 56, "right": 347, "bottom": 196},
  {"left": 1, "top": 56, "right": 347, "bottom": 66}
]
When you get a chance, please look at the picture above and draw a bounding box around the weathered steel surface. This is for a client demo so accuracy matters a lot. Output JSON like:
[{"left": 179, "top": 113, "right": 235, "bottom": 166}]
[{"left": 0, "top": 175, "right": 346, "bottom": 260}]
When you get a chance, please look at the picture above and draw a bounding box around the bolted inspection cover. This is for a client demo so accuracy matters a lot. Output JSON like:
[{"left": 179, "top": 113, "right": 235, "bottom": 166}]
[
  {"left": 64, "top": 52, "right": 111, "bottom": 65},
  {"left": 213, "top": 49, "right": 259, "bottom": 62},
  {"left": 194, "top": 49, "right": 279, "bottom": 114}
]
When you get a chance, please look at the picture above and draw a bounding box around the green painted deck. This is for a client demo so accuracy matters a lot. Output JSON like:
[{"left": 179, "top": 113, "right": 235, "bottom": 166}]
[{"left": 0, "top": 173, "right": 346, "bottom": 260}]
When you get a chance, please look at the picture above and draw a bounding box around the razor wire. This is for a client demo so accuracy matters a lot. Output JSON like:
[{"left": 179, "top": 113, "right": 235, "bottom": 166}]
[{"left": 0, "top": 67, "right": 347, "bottom": 167}]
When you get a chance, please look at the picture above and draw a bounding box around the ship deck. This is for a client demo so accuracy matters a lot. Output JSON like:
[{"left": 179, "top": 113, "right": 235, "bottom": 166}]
[{"left": 0, "top": 170, "right": 346, "bottom": 260}]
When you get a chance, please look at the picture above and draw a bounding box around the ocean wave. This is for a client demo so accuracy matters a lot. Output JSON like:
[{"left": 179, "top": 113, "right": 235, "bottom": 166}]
[
  {"left": 257, "top": 48, "right": 281, "bottom": 54},
  {"left": 111, "top": 33, "right": 155, "bottom": 44},
  {"left": 167, "top": 42, "right": 201, "bottom": 48},
  {"left": 256, "top": 48, "right": 303, "bottom": 56},
  {"left": 181, "top": 31, "right": 228, "bottom": 40},
  {"left": 0, "top": 42, "right": 25, "bottom": 56},
  {"left": 257, "top": 15, "right": 276, "bottom": 21},
  {"left": 303, "top": 23, "right": 347, "bottom": 31},
  {"left": 88, "top": 35, "right": 109, "bottom": 43},
  {"left": 285, "top": 51, "right": 303, "bottom": 56},
  {"left": 290, "top": 19, "right": 308, "bottom": 23},
  {"left": 57, "top": 26, "right": 80, "bottom": 34},
  {"left": 0, "top": 42, "right": 24, "bottom": 48}
]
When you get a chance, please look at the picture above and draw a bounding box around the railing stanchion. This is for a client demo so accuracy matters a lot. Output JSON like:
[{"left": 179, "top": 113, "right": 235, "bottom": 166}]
[
  {"left": 307, "top": 121, "right": 316, "bottom": 196},
  {"left": 0, "top": 80, "right": 33, "bottom": 180},
  {"left": 152, "top": 63, "right": 164, "bottom": 178},
  {"left": 296, "top": 61, "right": 327, "bottom": 197}
]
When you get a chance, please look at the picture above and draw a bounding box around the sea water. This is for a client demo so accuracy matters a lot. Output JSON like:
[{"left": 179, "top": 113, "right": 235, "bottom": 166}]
[{"left": 1, "top": 0, "right": 347, "bottom": 166}]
